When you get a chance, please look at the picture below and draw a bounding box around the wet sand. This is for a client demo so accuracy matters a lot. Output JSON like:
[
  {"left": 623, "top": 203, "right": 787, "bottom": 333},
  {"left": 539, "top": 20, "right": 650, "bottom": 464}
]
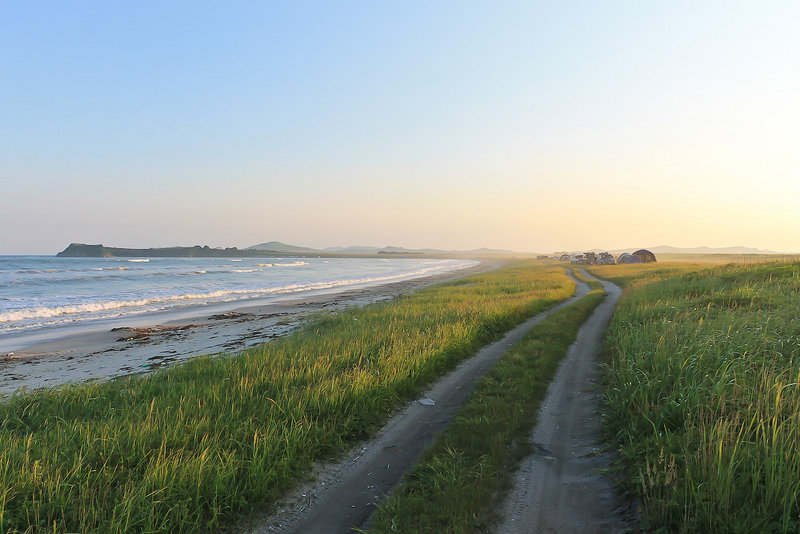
[{"left": 0, "top": 261, "right": 495, "bottom": 397}]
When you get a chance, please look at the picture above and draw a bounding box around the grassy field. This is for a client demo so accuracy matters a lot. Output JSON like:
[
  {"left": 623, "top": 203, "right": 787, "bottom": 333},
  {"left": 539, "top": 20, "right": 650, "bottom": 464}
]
[
  {"left": 591, "top": 262, "right": 800, "bottom": 532},
  {"left": 0, "top": 262, "right": 573, "bottom": 534},
  {"left": 368, "top": 273, "right": 606, "bottom": 533},
  {"left": 656, "top": 253, "right": 800, "bottom": 265}
]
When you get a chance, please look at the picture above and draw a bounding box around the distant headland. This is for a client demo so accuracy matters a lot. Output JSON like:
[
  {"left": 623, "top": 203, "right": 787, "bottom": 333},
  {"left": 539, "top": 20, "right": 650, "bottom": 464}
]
[
  {"left": 57, "top": 243, "right": 297, "bottom": 258},
  {"left": 55, "top": 242, "right": 785, "bottom": 259},
  {"left": 55, "top": 242, "right": 501, "bottom": 258}
]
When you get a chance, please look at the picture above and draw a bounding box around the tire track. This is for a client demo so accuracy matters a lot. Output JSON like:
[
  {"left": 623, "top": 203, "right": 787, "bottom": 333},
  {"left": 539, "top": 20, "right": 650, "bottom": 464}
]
[
  {"left": 242, "top": 271, "right": 590, "bottom": 534},
  {"left": 495, "top": 269, "right": 633, "bottom": 534}
]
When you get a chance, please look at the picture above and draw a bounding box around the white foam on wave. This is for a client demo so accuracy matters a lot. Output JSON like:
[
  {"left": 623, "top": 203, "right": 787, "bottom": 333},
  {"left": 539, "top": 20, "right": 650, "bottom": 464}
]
[
  {"left": 0, "top": 259, "right": 477, "bottom": 331},
  {"left": 127, "top": 259, "right": 149, "bottom": 263},
  {"left": 0, "top": 288, "right": 263, "bottom": 323},
  {"left": 231, "top": 269, "right": 258, "bottom": 273},
  {"left": 258, "top": 261, "right": 308, "bottom": 268},
  {"left": 13, "top": 268, "right": 79, "bottom": 274}
]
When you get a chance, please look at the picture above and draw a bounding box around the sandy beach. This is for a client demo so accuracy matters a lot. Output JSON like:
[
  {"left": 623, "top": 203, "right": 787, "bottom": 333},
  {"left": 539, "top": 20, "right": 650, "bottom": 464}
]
[{"left": 0, "top": 260, "right": 495, "bottom": 397}]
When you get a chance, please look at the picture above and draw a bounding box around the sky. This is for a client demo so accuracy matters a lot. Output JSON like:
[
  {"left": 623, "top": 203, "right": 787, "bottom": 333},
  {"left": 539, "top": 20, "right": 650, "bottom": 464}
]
[{"left": 2, "top": 1, "right": 799, "bottom": 254}]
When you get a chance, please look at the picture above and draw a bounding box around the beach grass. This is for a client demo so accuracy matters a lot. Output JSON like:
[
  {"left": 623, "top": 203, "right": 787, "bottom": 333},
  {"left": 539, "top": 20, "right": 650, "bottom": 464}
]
[
  {"left": 0, "top": 261, "right": 573, "bottom": 533},
  {"left": 368, "top": 272, "right": 606, "bottom": 533},
  {"left": 594, "top": 261, "right": 800, "bottom": 532}
]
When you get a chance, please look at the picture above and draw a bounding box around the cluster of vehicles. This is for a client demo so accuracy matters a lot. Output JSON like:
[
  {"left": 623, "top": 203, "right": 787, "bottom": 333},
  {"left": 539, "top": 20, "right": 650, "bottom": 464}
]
[
  {"left": 555, "top": 249, "right": 657, "bottom": 265},
  {"left": 561, "top": 252, "right": 615, "bottom": 265}
]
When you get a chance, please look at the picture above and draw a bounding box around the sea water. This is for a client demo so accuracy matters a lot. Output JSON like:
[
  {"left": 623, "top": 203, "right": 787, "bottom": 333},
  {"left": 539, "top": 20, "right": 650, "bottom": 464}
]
[{"left": 0, "top": 256, "right": 476, "bottom": 343}]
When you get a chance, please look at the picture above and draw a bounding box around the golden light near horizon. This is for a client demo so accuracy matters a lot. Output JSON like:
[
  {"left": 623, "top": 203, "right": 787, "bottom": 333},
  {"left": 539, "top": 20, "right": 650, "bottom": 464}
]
[{"left": 1, "top": 2, "right": 799, "bottom": 254}]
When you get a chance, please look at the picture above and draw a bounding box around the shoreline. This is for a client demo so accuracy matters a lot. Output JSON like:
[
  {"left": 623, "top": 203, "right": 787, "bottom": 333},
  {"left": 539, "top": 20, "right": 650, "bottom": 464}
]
[{"left": 0, "top": 260, "right": 498, "bottom": 397}]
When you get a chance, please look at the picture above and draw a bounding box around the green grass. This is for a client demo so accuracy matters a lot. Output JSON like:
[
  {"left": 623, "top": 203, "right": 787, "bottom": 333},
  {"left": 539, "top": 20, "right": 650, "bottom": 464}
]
[
  {"left": 588, "top": 262, "right": 706, "bottom": 290},
  {"left": 597, "top": 262, "right": 800, "bottom": 533},
  {"left": 368, "top": 271, "right": 606, "bottom": 533},
  {"left": 0, "top": 262, "right": 573, "bottom": 534},
  {"left": 655, "top": 253, "right": 800, "bottom": 265},
  {"left": 572, "top": 267, "right": 606, "bottom": 289}
]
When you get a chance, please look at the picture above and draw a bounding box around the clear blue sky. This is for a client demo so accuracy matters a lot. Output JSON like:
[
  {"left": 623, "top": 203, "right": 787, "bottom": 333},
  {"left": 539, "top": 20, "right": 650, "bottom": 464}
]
[{"left": 2, "top": 1, "right": 799, "bottom": 254}]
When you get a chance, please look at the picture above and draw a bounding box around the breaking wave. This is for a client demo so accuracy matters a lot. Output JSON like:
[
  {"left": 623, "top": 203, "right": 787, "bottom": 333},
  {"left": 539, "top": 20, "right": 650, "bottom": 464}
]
[
  {"left": 258, "top": 261, "right": 308, "bottom": 268},
  {"left": 0, "top": 261, "right": 475, "bottom": 325},
  {"left": 0, "top": 258, "right": 477, "bottom": 335}
]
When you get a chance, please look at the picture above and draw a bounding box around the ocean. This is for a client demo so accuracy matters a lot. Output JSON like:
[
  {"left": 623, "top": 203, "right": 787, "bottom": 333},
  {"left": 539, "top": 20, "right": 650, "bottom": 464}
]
[{"left": 0, "top": 256, "right": 477, "bottom": 344}]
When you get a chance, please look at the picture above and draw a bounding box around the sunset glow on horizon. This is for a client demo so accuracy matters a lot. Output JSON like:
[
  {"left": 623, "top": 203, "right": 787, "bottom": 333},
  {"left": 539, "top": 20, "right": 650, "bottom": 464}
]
[{"left": 2, "top": 2, "right": 799, "bottom": 254}]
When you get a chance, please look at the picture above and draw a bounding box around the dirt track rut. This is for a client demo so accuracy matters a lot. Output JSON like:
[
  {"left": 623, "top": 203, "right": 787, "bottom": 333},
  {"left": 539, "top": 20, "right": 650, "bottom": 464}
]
[
  {"left": 495, "top": 270, "right": 632, "bottom": 534},
  {"left": 244, "top": 272, "right": 590, "bottom": 534}
]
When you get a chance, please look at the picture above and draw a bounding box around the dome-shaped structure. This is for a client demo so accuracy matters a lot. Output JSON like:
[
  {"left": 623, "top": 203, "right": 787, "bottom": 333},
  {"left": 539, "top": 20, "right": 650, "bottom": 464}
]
[
  {"left": 617, "top": 252, "right": 642, "bottom": 264},
  {"left": 559, "top": 254, "right": 571, "bottom": 261},
  {"left": 632, "top": 249, "right": 657, "bottom": 263}
]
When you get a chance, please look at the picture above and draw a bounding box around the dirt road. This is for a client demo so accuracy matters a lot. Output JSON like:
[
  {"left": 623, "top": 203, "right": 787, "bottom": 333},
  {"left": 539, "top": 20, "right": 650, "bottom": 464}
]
[
  {"left": 243, "top": 272, "right": 591, "bottom": 534},
  {"left": 495, "top": 270, "right": 632, "bottom": 533}
]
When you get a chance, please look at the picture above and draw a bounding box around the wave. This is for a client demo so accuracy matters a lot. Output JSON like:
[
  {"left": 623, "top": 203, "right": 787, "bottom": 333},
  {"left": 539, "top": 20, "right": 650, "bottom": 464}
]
[
  {"left": 13, "top": 268, "right": 81, "bottom": 274},
  {"left": 231, "top": 269, "right": 258, "bottom": 273},
  {"left": 3, "top": 271, "right": 139, "bottom": 287},
  {"left": 0, "top": 260, "right": 478, "bottom": 331},
  {"left": 0, "top": 289, "right": 257, "bottom": 323},
  {"left": 127, "top": 259, "right": 149, "bottom": 263},
  {"left": 258, "top": 261, "right": 308, "bottom": 268}
]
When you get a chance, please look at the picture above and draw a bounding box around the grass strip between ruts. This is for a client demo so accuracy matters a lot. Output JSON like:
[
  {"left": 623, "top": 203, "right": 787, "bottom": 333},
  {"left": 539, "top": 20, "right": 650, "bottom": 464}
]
[
  {"left": 368, "top": 274, "right": 606, "bottom": 533},
  {"left": 0, "top": 262, "right": 574, "bottom": 534}
]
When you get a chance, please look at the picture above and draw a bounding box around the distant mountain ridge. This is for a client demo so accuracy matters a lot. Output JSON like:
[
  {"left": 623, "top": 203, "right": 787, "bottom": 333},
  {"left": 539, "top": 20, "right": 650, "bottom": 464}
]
[
  {"left": 246, "top": 241, "right": 319, "bottom": 253},
  {"left": 645, "top": 245, "right": 781, "bottom": 255},
  {"left": 56, "top": 242, "right": 517, "bottom": 258},
  {"left": 324, "top": 245, "right": 515, "bottom": 255},
  {"left": 251, "top": 242, "right": 516, "bottom": 255},
  {"left": 552, "top": 245, "right": 783, "bottom": 256},
  {"left": 246, "top": 243, "right": 788, "bottom": 257},
  {"left": 57, "top": 241, "right": 786, "bottom": 259}
]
